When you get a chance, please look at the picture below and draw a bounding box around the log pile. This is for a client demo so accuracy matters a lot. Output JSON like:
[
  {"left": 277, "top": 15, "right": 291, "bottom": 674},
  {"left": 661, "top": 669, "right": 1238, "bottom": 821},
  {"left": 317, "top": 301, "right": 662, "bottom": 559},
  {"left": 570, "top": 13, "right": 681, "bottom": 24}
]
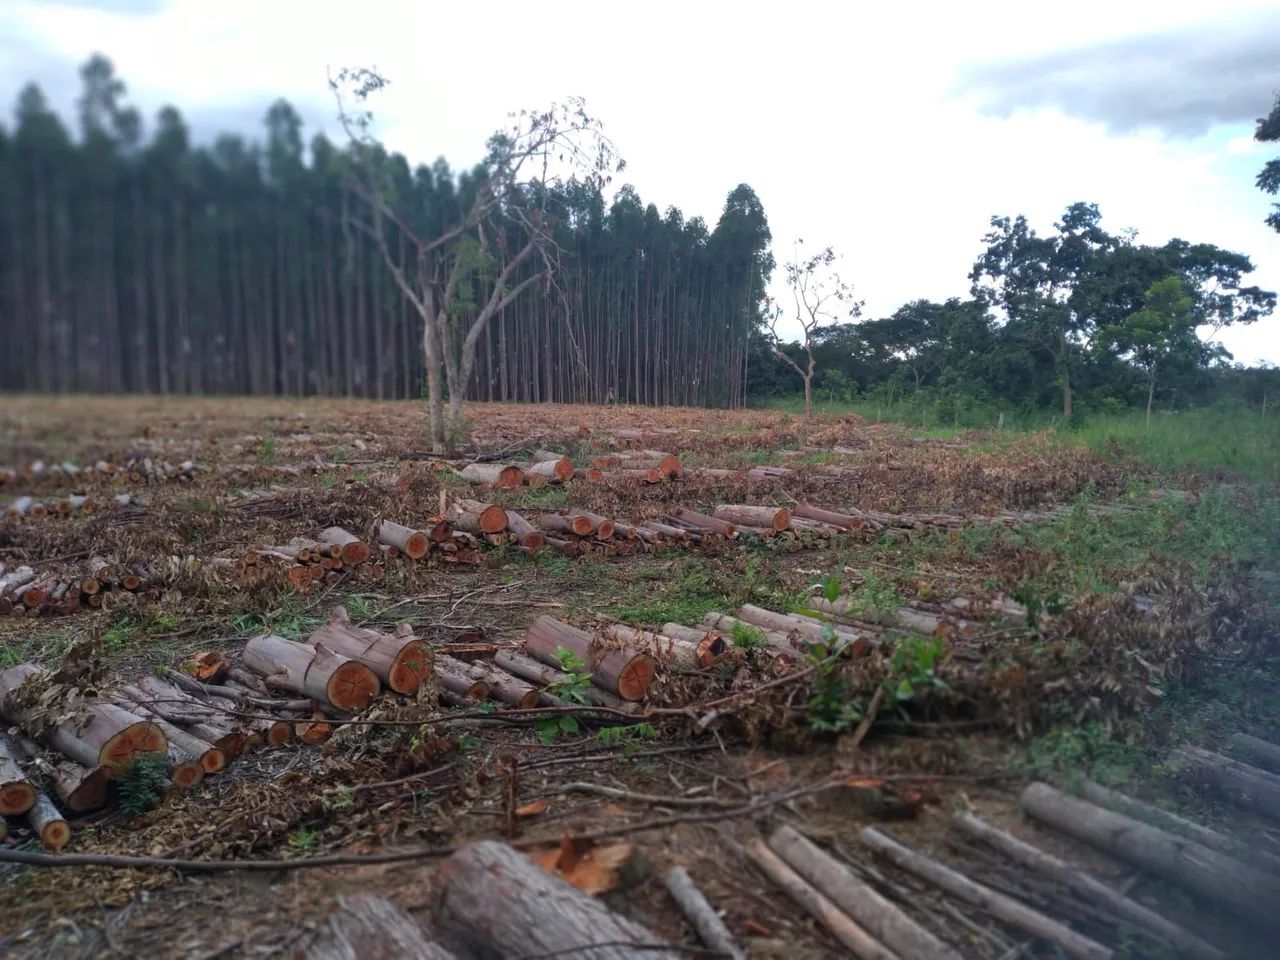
[
  {"left": 0, "top": 457, "right": 197, "bottom": 489},
  {"left": 4, "top": 492, "right": 137, "bottom": 521},
  {"left": 0, "top": 556, "right": 155, "bottom": 617}
]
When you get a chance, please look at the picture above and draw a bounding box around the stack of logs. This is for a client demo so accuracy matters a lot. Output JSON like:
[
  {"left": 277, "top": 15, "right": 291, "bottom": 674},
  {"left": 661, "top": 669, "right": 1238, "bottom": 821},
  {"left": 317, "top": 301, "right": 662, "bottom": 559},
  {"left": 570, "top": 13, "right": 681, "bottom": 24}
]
[
  {"left": 455, "top": 449, "right": 686, "bottom": 488},
  {"left": 4, "top": 492, "right": 136, "bottom": 520},
  {"left": 0, "top": 556, "right": 155, "bottom": 617},
  {"left": 0, "top": 457, "right": 197, "bottom": 488}
]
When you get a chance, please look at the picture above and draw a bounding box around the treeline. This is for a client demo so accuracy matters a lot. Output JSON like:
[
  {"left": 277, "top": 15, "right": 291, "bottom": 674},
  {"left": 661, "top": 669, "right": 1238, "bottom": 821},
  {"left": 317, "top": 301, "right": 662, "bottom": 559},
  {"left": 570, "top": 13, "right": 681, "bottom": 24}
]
[
  {"left": 0, "top": 56, "right": 772, "bottom": 405},
  {"left": 752, "top": 203, "right": 1276, "bottom": 418}
]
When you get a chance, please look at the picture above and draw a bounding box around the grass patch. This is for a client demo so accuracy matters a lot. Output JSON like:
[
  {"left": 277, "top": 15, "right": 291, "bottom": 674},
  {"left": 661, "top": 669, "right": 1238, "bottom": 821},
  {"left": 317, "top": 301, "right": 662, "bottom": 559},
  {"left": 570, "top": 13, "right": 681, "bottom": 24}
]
[{"left": 498, "top": 485, "right": 571, "bottom": 511}]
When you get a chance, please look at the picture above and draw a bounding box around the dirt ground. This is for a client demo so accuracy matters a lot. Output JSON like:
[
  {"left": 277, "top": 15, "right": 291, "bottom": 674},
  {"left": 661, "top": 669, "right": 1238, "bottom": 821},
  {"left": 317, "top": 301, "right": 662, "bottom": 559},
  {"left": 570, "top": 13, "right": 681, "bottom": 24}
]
[{"left": 0, "top": 396, "right": 1275, "bottom": 959}]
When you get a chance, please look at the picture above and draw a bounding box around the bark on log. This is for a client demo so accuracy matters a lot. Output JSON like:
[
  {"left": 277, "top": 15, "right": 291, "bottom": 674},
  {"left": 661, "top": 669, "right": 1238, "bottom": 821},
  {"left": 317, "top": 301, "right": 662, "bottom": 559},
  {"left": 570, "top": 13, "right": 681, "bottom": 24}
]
[
  {"left": 374, "top": 521, "right": 429, "bottom": 561},
  {"left": 793, "top": 502, "right": 865, "bottom": 529},
  {"left": 602, "top": 624, "right": 716, "bottom": 670},
  {"left": 114, "top": 699, "right": 226, "bottom": 775},
  {"left": 953, "top": 811, "right": 1222, "bottom": 960},
  {"left": 309, "top": 606, "right": 432, "bottom": 696},
  {"left": 669, "top": 507, "right": 737, "bottom": 537},
  {"left": 27, "top": 790, "right": 70, "bottom": 851},
  {"left": 433, "top": 840, "right": 680, "bottom": 959},
  {"left": 243, "top": 634, "right": 380, "bottom": 711},
  {"left": 1173, "top": 745, "right": 1280, "bottom": 821},
  {"left": 504, "top": 510, "right": 545, "bottom": 550},
  {"left": 435, "top": 654, "right": 540, "bottom": 709},
  {"left": 770, "top": 825, "right": 960, "bottom": 960},
  {"left": 702, "top": 612, "right": 804, "bottom": 658},
  {"left": 455, "top": 499, "right": 508, "bottom": 534},
  {"left": 49, "top": 759, "right": 110, "bottom": 812},
  {"left": 303, "top": 893, "right": 458, "bottom": 960},
  {"left": 1021, "top": 781, "right": 1280, "bottom": 927},
  {"left": 0, "top": 566, "right": 36, "bottom": 598},
  {"left": 662, "top": 866, "right": 746, "bottom": 960},
  {"left": 735, "top": 605, "right": 873, "bottom": 656},
  {"left": 574, "top": 467, "right": 605, "bottom": 483},
  {"left": 458, "top": 463, "right": 525, "bottom": 488},
  {"left": 534, "top": 513, "right": 591, "bottom": 538},
  {"left": 0, "top": 732, "right": 37, "bottom": 815},
  {"left": 525, "top": 616, "right": 654, "bottom": 701},
  {"left": 492, "top": 650, "right": 641, "bottom": 714},
  {"left": 434, "top": 661, "right": 489, "bottom": 702},
  {"left": 122, "top": 680, "right": 244, "bottom": 762},
  {"left": 712, "top": 504, "right": 791, "bottom": 531},
  {"left": 570, "top": 510, "right": 615, "bottom": 539},
  {"left": 319, "top": 527, "right": 370, "bottom": 567},
  {"left": 860, "top": 826, "right": 1112, "bottom": 960},
  {"left": 1228, "top": 732, "right": 1280, "bottom": 774},
  {"left": 745, "top": 839, "right": 896, "bottom": 959},
  {"left": 0, "top": 665, "right": 165, "bottom": 774},
  {"left": 527, "top": 458, "right": 574, "bottom": 481}
]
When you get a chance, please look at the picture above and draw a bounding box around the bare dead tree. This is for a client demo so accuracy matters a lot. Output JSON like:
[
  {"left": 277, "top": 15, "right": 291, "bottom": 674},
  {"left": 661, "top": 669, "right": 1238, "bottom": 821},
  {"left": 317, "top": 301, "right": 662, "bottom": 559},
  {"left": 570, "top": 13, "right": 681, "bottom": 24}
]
[
  {"left": 331, "top": 68, "right": 622, "bottom": 451},
  {"left": 768, "top": 242, "right": 860, "bottom": 415}
]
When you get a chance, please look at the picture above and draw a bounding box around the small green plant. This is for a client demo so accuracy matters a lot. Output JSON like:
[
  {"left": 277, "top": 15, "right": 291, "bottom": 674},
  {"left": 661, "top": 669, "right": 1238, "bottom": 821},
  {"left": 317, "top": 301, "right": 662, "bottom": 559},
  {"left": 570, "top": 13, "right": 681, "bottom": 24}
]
[
  {"left": 845, "top": 572, "right": 903, "bottom": 617},
  {"left": 729, "top": 621, "right": 766, "bottom": 652},
  {"left": 257, "top": 435, "right": 276, "bottom": 464},
  {"left": 287, "top": 827, "right": 318, "bottom": 854},
  {"left": 547, "top": 647, "right": 592, "bottom": 704},
  {"left": 597, "top": 722, "right": 658, "bottom": 755},
  {"left": 888, "top": 635, "right": 948, "bottom": 706},
  {"left": 536, "top": 714, "right": 581, "bottom": 744},
  {"left": 804, "top": 626, "right": 864, "bottom": 734},
  {"left": 455, "top": 731, "right": 481, "bottom": 751},
  {"left": 103, "top": 618, "right": 139, "bottom": 651},
  {"left": 117, "top": 753, "right": 169, "bottom": 817},
  {"left": 821, "top": 574, "right": 843, "bottom": 604},
  {"left": 322, "top": 786, "right": 354, "bottom": 811}
]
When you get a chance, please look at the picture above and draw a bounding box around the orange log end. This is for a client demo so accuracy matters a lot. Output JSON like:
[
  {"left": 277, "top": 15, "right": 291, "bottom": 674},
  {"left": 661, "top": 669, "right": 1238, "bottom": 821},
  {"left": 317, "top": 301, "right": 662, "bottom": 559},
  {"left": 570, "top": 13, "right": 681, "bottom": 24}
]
[
  {"left": 389, "top": 642, "right": 432, "bottom": 696},
  {"left": 326, "top": 662, "right": 380, "bottom": 711}
]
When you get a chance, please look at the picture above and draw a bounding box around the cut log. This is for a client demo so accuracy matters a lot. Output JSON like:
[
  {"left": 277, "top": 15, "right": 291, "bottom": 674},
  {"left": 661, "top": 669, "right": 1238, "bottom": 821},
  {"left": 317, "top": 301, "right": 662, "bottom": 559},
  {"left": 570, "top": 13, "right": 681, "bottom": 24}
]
[
  {"left": 1228, "top": 732, "right": 1280, "bottom": 774},
  {"left": 570, "top": 510, "right": 615, "bottom": 539},
  {"left": 27, "top": 790, "right": 70, "bottom": 851},
  {"left": 433, "top": 840, "right": 680, "bottom": 960},
  {"left": 711, "top": 504, "right": 791, "bottom": 531},
  {"left": 374, "top": 520, "right": 429, "bottom": 561},
  {"left": 504, "top": 510, "right": 545, "bottom": 550},
  {"left": 669, "top": 507, "right": 737, "bottom": 537},
  {"left": 121, "top": 680, "right": 244, "bottom": 762},
  {"left": 534, "top": 513, "right": 591, "bottom": 538},
  {"left": 0, "top": 665, "right": 165, "bottom": 774},
  {"left": 303, "top": 892, "right": 459, "bottom": 960},
  {"left": 735, "top": 604, "right": 873, "bottom": 656},
  {"left": 525, "top": 616, "right": 653, "bottom": 702},
  {"left": 660, "top": 623, "right": 730, "bottom": 664},
  {"left": 0, "top": 566, "right": 35, "bottom": 598},
  {"left": 574, "top": 467, "right": 605, "bottom": 483},
  {"left": 662, "top": 866, "right": 746, "bottom": 960},
  {"left": 745, "top": 839, "right": 896, "bottom": 959},
  {"left": 1173, "top": 745, "right": 1280, "bottom": 821},
  {"left": 492, "top": 650, "right": 642, "bottom": 714},
  {"left": 769, "top": 825, "right": 961, "bottom": 960},
  {"left": 458, "top": 463, "right": 525, "bottom": 487},
  {"left": 114, "top": 699, "right": 226, "bottom": 775},
  {"left": 616, "top": 467, "right": 664, "bottom": 484},
  {"left": 319, "top": 527, "right": 370, "bottom": 567},
  {"left": 0, "top": 733, "right": 37, "bottom": 815},
  {"left": 702, "top": 612, "right": 804, "bottom": 658},
  {"left": 6, "top": 496, "right": 34, "bottom": 518},
  {"left": 806, "top": 596, "right": 945, "bottom": 635},
  {"left": 860, "top": 826, "right": 1112, "bottom": 960},
  {"left": 527, "top": 458, "right": 574, "bottom": 481},
  {"left": 434, "top": 661, "right": 489, "bottom": 702},
  {"left": 51, "top": 759, "right": 110, "bottom": 812},
  {"left": 953, "top": 811, "right": 1222, "bottom": 960},
  {"left": 309, "top": 606, "right": 432, "bottom": 696},
  {"left": 1021, "top": 781, "right": 1280, "bottom": 927},
  {"left": 243, "top": 635, "right": 379, "bottom": 711},
  {"left": 455, "top": 499, "right": 508, "bottom": 534},
  {"left": 436, "top": 654, "right": 540, "bottom": 710},
  {"left": 602, "top": 624, "right": 711, "bottom": 670},
  {"left": 793, "top": 502, "right": 865, "bottom": 529}
]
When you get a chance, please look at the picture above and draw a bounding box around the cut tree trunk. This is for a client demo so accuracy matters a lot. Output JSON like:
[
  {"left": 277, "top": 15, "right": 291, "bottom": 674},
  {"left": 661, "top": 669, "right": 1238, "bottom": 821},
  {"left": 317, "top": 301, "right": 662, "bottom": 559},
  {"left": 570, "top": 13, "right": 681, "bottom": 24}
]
[
  {"left": 432, "top": 841, "right": 680, "bottom": 960},
  {"left": 504, "top": 510, "right": 545, "bottom": 550},
  {"left": 735, "top": 604, "right": 873, "bottom": 656},
  {"left": 434, "top": 662, "right": 489, "bottom": 701},
  {"left": 459, "top": 463, "right": 525, "bottom": 487},
  {"left": 524, "top": 616, "right": 654, "bottom": 702},
  {"left": 806, "top": 596, "right": 944, "bottom": 636},
  {"left": 711, "top": 504, "right": 791, "bottom": 531},
  {"left": 702, "top": 612, "right": 803, "bottom": 659},
  {"left": 793, "top": 503, "right": 865, "bottom": 529},
  {"left": 527, "top": 457, "right": 574, "bottom": 481},
  {"left": 860, "top": 826, "right": 1112, "bottom": 960},
  {"left": 1228, "top": 732, "right": 1280, "bottom": 774},
  {"left": 534, "top": 513, "right": 592, "bottom": 538},
  {"left": 121, "top": 680, "right": 244, "bottom": 761},
  {"left": 51, "top": 759, "right": 110, "bottom": 812},
  {"left": 319, "top": 527, "right": 370, "bottom": 567},
  {"left": 569, "top": 510, "right": 614, "bottom": 539},
  {"left": 0, "top": 665, "right": 165, "bottom": 774},
  {"left": 492, "top": 650, "right": 641, "bottom": 714},
  {"left": 374, "top": 521, "right": 429, "bottom": 561},
  {"left": 435, "top": 654, "right": 540, "bottom": 710},
  {"left": 309, "top": 606, "right": 432, "bottom": 696},
  {"left": 242, "top": 634, "right": 380, "bottom": 711},
  {"left": 669, "top": 508, "right": 737, "bottom": 537},
  {"left": 602, "top": 624, "right": 715, "bottom": 670},
  {"left": 660, "top": 623, "right": 730, "bottom": 664},
  {"left": 113, "top": 698, "right": 226, "bottom": 775},
  {"left": 745, "top": 838, "right": 896, "bottom": 959},
  {"left": 0, "top": 732, "right": 37, "bottom": 815},
  {"left": 953, "top": 811, "right": 1222, "bottom": 960},
  {"left": 455, "top": 499, "right": 508, "bottom": 534},
  {"left": 27, "top": 790, "right": 70, "bottom": 851},
  {"left": 1021, "top": 781, "right": 1280, "bottom": 927},
  {"left": 303, "top": 893, "right": 459, "bottom": 960},
  {"left": 1173, "top": 745, "right": 1280, "bottom": 821},
  {"left": 769, "top": 824, "right": 961, "bottom": 960},
  {"left": 662, "top": 866, "right": 746, "bottom": 960}
]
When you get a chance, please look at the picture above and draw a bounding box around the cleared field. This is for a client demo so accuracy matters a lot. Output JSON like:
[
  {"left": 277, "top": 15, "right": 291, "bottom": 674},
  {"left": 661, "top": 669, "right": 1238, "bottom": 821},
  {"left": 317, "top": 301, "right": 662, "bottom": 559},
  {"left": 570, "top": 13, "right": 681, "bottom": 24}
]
[{"left": 0, "top": 396, "right": 1276, "bottom": 959}]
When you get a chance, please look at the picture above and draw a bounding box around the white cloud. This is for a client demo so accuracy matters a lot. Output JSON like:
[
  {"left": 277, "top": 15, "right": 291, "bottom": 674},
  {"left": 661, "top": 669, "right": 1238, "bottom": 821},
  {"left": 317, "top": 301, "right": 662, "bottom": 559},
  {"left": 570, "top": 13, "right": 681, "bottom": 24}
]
[{"left": 2, "top": 0, "right": 1277, "bottom": 363}]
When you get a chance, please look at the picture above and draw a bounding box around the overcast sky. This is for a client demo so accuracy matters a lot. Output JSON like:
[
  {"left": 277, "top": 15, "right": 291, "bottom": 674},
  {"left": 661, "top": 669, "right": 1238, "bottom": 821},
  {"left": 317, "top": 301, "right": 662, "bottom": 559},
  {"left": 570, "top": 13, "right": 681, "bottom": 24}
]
[{"left": 3, "top": 0, "right": 1278, "bottom": 363}]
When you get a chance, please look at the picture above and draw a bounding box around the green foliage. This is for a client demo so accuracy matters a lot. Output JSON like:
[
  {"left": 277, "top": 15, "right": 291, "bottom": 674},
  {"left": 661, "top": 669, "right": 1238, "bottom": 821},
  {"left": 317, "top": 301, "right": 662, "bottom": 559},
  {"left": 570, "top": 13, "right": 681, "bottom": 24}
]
[
  {"left": 287, "top": 827, "right": 318, "bottom": 854},
  {"left": 842, "top": 572, "right": 902, "bottom": 617},
  {"left": 804, "top": 626, "right": 864, "bottom": 734},
  {"left": 503, "top": 484, "right": 570, "bottom": 510},
  {"left": 535, "top": 714, "right": 581, "bottom": 744},
  {"left": 599, "top": 558, "right": 731, "bottom": 625},
  {"left": 1022, "top": 722, "right": 1147, "bottom": 787},
  {"left": 887, "top": 635, "right": 948, "bottom": 706},
  {"left": 256, "top": 436, "right": 276, "bottom": 465},
  {"left": 547, "top": 647, "right": 592, "bottom": 705},
  {"left": 117, "top": 753, "right": 169, "bottom": 818},
  {"left": 728, "top": 621, "right": 766, "bottom": 652},
  {"left": 596, "top": 722, "right": 658, "bottom": 755}
]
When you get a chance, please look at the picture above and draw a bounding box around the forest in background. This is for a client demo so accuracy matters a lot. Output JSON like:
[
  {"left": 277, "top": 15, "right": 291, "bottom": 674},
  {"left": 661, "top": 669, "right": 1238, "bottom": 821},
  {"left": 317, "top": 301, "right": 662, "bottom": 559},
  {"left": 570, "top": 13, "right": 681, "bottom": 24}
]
[{"left": 1, "top": 55, "right": 1277, "bottom": 419}]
